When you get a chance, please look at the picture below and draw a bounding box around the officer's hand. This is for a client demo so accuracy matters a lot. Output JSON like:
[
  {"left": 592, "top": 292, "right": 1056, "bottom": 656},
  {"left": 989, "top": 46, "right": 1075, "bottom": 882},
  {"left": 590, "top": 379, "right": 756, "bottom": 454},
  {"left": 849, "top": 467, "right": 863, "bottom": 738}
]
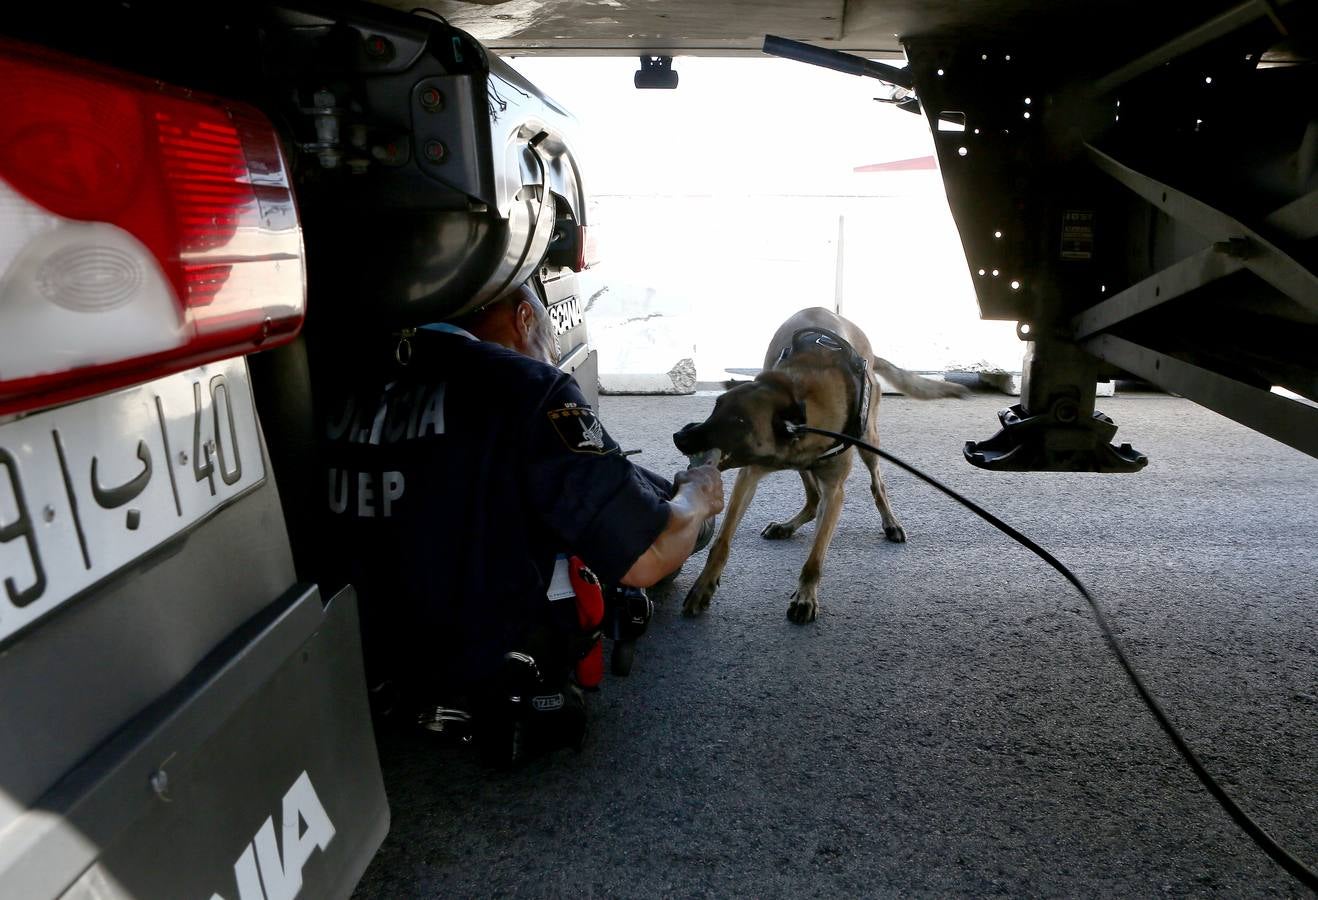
[{"left": 673, "top": 464, "right": 724, "bottom": 518}]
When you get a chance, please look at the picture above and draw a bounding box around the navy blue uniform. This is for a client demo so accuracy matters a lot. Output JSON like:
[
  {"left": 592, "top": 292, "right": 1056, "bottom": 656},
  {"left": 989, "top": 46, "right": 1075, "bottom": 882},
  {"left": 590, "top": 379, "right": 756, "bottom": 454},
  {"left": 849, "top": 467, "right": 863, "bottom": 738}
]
[{"left": 319, "top": 327, "right": 671, "bottom": 697}]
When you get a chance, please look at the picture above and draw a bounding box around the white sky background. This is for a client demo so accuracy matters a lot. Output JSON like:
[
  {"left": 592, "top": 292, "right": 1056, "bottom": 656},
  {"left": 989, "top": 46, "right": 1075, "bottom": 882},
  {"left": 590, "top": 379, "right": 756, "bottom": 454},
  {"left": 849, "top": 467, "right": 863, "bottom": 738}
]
[
  {"left": 508, "top": 56, "right": 939, "bottom": 196},
  {"left": 506, "top": 56, "right": 1024, "bottom": 378}
]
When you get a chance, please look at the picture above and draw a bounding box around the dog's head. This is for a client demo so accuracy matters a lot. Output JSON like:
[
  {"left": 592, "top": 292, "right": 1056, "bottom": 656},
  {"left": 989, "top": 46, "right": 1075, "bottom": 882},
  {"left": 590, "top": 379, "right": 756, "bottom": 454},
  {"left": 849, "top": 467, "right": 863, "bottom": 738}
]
[{"left": 673, "top": 374, "right": 806, "bottom": 470}]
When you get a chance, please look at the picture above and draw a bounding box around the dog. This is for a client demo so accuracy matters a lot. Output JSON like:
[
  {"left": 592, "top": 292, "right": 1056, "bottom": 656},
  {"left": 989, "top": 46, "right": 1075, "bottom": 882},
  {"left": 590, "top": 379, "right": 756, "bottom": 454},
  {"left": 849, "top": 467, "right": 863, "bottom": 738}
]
[{"left": 672, "top": 307, "right": 966, "bottom": 624}]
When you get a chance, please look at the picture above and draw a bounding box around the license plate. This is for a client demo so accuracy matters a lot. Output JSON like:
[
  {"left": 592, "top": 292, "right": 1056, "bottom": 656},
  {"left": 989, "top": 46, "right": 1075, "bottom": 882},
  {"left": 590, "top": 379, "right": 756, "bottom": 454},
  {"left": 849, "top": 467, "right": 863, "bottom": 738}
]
[{"left": 0, "top": 358, "right": 265, "bottom": 645}]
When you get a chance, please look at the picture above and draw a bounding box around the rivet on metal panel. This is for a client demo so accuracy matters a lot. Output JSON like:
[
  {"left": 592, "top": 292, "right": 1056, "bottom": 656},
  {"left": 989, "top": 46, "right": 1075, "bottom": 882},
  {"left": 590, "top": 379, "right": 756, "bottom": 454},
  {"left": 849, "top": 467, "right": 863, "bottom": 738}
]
[{"left": 150, "top": 754, "right": 175, "bottom": 802}]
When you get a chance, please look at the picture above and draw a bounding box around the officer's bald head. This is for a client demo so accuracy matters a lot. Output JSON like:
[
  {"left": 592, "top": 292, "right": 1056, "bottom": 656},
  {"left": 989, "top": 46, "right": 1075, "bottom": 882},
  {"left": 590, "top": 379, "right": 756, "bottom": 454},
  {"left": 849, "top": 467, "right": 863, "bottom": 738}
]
[{"left": 458, "top": 282, "right": 559, "bottom": 365}]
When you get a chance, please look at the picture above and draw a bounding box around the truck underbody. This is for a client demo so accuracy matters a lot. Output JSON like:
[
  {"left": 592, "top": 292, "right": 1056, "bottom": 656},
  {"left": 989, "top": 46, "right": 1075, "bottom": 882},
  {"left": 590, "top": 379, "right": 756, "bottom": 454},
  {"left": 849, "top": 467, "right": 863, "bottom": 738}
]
[{"left": 420, "top": 0, "right": 1318, "bottom": 469}]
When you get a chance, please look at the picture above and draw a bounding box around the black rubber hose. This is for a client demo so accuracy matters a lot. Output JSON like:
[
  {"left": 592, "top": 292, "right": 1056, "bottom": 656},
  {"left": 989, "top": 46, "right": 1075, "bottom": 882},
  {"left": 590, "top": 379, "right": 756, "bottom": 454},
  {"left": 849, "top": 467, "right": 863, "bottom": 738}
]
[{"left": 786, "top": 422, "right": 1318, "bottom": 891}]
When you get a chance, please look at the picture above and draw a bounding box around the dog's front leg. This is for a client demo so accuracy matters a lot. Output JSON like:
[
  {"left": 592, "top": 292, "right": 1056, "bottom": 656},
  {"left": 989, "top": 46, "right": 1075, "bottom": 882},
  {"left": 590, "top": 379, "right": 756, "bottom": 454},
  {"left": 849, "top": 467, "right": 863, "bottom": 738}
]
[
  {"left": 787, "top": 466, "right": 848, "bottom": 624},
  {"left": 682, "top": 465, "right": 767, "bottom": 617},
  {"left": 761, "top": 470, "right": 820, "bottom": 540}
]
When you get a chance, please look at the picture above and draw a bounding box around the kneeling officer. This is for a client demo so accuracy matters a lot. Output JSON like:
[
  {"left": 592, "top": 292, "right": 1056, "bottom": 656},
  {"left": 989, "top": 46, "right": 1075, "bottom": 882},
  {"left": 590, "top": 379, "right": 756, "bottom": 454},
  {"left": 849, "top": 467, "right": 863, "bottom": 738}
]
[{"left": 320, "top": 282, "right": 723, "bottom": 764}]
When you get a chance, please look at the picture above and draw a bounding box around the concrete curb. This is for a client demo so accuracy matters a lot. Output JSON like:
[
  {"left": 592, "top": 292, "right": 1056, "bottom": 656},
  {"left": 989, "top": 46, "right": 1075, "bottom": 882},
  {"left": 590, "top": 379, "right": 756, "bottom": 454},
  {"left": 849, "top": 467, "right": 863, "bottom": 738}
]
[{"left": 599, "top": 358, "right": 698, "bottom": 395}]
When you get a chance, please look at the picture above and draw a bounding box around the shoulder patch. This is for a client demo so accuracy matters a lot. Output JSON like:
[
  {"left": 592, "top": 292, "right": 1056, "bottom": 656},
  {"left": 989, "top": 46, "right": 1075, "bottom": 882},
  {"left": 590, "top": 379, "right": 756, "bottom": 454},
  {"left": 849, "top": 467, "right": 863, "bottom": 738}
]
[{"left": 547, "top": 406, "right": 617, "bottom": 455}]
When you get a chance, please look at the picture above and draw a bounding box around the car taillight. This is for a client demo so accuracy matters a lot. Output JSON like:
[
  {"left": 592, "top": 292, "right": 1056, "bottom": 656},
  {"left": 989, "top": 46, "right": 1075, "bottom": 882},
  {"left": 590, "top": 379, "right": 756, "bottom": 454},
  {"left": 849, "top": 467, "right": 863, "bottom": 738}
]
[
  {"left": 574, "top": 225, "right": 600, "bottom": 272},
  {"left": 0, "top": 38, "right": 305, "bottom": 417}
]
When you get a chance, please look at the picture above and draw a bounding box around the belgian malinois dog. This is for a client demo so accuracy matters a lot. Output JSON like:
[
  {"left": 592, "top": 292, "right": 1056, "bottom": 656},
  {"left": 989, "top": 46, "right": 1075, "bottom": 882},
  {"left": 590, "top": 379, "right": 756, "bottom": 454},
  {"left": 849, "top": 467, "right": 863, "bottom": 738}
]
[{"left": 672, "top": 307, "right": 966, "bottom": 623}]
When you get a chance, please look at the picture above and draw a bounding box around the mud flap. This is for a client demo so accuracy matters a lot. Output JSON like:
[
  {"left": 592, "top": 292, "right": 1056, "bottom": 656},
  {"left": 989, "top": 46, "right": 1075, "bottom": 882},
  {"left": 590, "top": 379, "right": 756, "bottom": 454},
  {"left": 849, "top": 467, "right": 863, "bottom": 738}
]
[{"left": 1, "top": 585, "right": 388, "bottom": 900}]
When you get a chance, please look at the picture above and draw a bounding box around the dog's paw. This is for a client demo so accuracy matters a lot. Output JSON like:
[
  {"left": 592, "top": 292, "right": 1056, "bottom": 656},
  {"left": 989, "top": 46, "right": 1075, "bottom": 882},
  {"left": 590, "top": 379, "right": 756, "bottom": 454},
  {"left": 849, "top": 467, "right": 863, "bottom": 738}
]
[
  {"left": 761, "top": 521, "right": 795, "bottom": 540},
  {"left": 786, "top": 589, "right": 818, "bottom": 624},
  {"left": 884, "top": 524, "right": 907, "bottom": 543},
  {"left": 682, "top": 579, "right": 717, "bottom": 617}
]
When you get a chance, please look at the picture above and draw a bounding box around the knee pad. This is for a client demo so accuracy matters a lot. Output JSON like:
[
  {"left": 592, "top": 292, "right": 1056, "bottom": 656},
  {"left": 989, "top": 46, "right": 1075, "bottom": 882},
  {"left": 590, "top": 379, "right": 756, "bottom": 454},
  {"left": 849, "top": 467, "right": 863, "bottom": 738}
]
[
  {"left": 475, "top": 651, "right": 588, "bottom": 767},
  {"left": 605, "top": 585, "right": 654, "bottom": 676},
  {"left": 607, "top": 585, "right": 653, "bottom": 644},
  {"left": 694, "top": 514, "right": 717, "bottom": 554}
]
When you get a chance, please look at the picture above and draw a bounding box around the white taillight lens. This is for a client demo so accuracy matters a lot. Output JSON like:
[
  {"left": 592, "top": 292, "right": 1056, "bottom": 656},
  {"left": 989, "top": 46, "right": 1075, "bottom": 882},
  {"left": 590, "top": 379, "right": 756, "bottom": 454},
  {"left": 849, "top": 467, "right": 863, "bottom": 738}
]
[
  {"left": 0, "top": 38, "right": 305, "bottom": 416},
  {"left": 1, "top": 190, "right": 185, "bottom": 374}
]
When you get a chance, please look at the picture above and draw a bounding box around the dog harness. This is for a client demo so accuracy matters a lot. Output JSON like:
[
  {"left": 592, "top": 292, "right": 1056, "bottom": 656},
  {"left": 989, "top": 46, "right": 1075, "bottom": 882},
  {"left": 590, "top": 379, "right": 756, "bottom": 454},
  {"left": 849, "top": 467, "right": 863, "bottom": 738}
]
[{"left": 773, "top": 328, "right": 873, "bottom": 462}]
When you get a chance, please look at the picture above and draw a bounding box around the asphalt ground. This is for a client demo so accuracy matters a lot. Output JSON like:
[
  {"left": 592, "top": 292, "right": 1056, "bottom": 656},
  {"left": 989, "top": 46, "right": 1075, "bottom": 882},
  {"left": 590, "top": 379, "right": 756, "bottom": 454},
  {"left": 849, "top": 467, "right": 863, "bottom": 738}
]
[{"left": 355, "top": 390, "right": 1317, "bottom": 898}]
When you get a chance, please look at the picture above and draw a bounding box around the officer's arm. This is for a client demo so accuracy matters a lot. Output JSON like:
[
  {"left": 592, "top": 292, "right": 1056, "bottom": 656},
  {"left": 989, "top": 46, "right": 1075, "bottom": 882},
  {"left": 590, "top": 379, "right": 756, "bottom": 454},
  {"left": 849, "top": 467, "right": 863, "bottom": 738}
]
[
  {"left": 620, "top": 465, "right": 723, "bottom": 587},
  {"left": 527, "top": 378, "right": 723, "bottom": 587}
]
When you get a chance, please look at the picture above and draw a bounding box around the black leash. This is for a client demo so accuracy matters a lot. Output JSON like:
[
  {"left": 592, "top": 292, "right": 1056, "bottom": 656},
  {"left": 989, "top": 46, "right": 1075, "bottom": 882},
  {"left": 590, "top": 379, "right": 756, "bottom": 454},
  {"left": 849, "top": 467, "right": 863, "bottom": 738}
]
[{"left": 785, "top": 422, "right": 1318, "bottom": 891}]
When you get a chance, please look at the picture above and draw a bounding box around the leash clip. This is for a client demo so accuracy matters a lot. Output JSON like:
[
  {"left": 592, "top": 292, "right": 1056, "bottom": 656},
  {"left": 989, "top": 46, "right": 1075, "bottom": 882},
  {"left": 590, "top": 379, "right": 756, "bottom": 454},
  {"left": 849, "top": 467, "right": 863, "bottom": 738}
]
[{"left": 395, "top": 328, "right": 417, "bottom": 366}]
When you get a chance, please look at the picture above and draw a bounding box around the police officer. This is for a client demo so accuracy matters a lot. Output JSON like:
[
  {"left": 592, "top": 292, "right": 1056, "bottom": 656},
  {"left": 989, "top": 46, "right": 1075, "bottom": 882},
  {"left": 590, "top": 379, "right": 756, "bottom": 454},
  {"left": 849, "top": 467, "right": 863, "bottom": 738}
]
[{"left": 320, "top": 282, "right": 723, "bottom": 760}]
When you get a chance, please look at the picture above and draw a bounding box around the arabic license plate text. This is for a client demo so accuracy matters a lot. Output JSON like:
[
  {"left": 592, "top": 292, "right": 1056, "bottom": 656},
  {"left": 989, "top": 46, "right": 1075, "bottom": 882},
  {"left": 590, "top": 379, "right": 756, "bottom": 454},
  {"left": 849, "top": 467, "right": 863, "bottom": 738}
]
[{"left": 0, "top": 359, "right": 265, "bottom": 644}]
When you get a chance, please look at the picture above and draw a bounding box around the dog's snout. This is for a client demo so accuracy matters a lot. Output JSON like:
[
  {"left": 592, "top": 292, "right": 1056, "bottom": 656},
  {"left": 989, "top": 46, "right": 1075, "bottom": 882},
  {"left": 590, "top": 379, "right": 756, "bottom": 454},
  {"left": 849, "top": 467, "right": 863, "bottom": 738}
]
[{"left": 673, "top": 422, "right": 706, "bottom": 454}]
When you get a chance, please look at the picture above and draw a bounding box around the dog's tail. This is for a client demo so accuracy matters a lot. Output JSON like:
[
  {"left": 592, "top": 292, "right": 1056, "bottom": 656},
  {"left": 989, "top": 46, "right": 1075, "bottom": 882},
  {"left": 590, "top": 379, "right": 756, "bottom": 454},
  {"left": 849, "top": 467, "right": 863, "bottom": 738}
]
[{"left": 871, "top": 357, "right": 969, "bottom": 400}]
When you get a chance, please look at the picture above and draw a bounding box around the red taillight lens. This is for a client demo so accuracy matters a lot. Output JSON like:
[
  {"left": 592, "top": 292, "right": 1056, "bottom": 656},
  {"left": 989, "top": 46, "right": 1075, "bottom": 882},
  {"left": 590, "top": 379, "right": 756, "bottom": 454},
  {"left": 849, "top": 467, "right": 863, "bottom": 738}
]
[
  {"left": 0, "top": 39, "right": 305, "bottom": 416},
  {"left": 573, "top": 225, "right": 599, "bottom": 272}
]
